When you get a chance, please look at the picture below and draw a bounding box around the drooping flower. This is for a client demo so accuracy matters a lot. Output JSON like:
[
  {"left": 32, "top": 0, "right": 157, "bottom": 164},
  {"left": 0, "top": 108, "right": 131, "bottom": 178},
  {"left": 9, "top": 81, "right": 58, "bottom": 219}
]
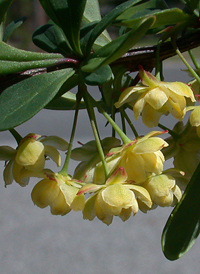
[
  {"left": 142, "top": 171, "right": 182, "bottom": 207},
  {"left": 71, "top": 137, "right": 121, "bottom": 180},
  {"left": 78, "top": 167, "right": 152, "bottom": 225},
  {"left": 85, "top": 131, "right": 168, "bottom": 185},
  {"left": 163, "top": 121, "right": 200, "bottom": 188},
  {"left": 115, "top": 67, "right": 195, "bottom": 127},
  {"left": 31, "top": 171, "right": 85, "bottom": 215},
  {"left": 0, "top": 133, "right": 68, "bottom": 186},
  {"left": 189, "top": 105, "right": 200, "bottom": 138}
]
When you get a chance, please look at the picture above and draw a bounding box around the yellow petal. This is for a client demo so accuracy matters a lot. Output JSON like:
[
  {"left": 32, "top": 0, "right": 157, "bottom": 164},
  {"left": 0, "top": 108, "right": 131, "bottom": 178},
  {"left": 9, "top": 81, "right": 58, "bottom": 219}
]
[
  {"left": 59, "top": 184, "right": 78, "bottom": 206},
  {"left": 3, "top": 160, "right": 14, "bottom": 186},
  {"left": 101, "top": 184, "right": 135, "bottom": 213},
  {"left": 144, "top": 174, "right": 175, "bottom": 206},
  {"left": 132, "top": 137, "right": 168, "bottom": 154},
  {"left": 142, "top": 103, "right": 163, "bottom": 127},
  {"left": 40, "top": 136, "right": 68, "bottom": 151},
  {"left": 119, "top": 207, "right": 132, "bottom": 221},
  {"left": 127, "top": 184, "right": 152, "bottom": 208},
  {"left": 0, "top": 146, "right": 16, "bottom": 161},
  {"left": 31, "top": 179, "right": 59, "bottom": 208},
  {"left": 71, "top": 194, "right": 85, "bottom": 211},
  {"left": 50, "top": 191, "right": 71, "bottom": 215},
  {"left": 83, "top": 194, "right": 97, "bottom": 221},
  {"left": 44, "top": 145, "right": 61, "bottom": 166},
  {"left": 144, "top": 87, "right": 168, "bottom": 109},
  {"left": 95, "top": 194, "right": 113, "bottom": 225},
  {"left": 16, "top": 139, "right": 44, "bottom": 166},
  {"left": 119, "top": 152, "right": 146, "bottom": 183},
  {"left": 115, "top": 85, "right": 146, "bottom": 108},
  {"left": 190, "top": 106, "right": 200, "bottom": 127},
  {"left": 139, "top": 68, "right": 159, "bottom": 87},
  {"left": 165, "top": 97, "right": 185, "bottom": 120},
  {"left": 133, "top": 93, "right": 146, "bottom": 119},
  {"left": 162, "top": 81, "right": 195, "bottom": 101}
]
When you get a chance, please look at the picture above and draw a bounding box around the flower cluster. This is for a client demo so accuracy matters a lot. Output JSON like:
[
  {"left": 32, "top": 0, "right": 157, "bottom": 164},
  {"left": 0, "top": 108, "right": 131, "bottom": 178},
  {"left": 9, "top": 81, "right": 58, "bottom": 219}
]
[
  {"left": 115, "top": 67, "right": 195, "bottom": 127},
  {"left": 0, "top": 133, "right": 69, "bottom": 186},
  {"left": 1, "top": 66, "right": 198, "bottom": 226},
  {"left": 74, "top": 131, "right": 182, "bottom": 225},
  {"left": 31, "top": 171, "right": 85, "bottom": 215}
]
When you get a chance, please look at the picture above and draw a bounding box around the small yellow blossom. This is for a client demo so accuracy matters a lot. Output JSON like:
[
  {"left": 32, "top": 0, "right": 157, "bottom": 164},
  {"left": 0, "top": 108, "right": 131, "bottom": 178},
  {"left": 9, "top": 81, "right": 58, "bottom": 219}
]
[
  {"left": 31, "top": 172, "right": 85, "bottom": 215},
  {"left": 189, "top": 105, "right": 200, "bottom": 138},
  {"left": 163, "top": 121, "right": 200, "bottom": 188},
  {"left": 0, "top": 133, "right": 68, "bottom": 186},
  {"left": 85, "top": 131, "right": 168, "bottom": 185},
  {"left": 142, "top": 172, "right": 182, "bottom": 207},
  {"left": 78, "top": 167, "right": 152, "bottom": 225},
  {"left": 115, "top": 67, "right": 195, "bottom": 127}
]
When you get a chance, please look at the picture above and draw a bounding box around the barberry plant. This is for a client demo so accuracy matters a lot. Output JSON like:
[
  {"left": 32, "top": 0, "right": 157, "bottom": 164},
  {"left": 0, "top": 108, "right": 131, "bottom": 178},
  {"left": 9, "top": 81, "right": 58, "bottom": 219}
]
[{"left": 1, "top": 0, "right": 200, "bottom": 261}]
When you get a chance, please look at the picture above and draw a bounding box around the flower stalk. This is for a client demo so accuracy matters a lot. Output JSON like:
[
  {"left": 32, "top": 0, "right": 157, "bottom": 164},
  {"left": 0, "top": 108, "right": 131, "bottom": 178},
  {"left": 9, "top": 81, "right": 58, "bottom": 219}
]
[{"left": 59, "top": 94, "right": 81, "bottom": 176}]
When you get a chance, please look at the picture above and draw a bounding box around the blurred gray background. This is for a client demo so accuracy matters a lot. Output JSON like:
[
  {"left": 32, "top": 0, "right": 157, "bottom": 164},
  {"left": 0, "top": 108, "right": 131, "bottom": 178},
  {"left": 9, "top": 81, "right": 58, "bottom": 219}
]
[{"left": 1, "top": 59, "right": 200, "bottom": 274}]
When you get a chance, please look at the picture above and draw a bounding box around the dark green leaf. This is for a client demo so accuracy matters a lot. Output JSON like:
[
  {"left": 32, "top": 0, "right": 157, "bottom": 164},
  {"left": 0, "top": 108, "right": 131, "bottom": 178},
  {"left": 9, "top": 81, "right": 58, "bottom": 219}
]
[
  {"left": 0, "top": 0, "right": 13, "bottom": 23},
  {"left": 32, "top": 23, "right": 72, "bottom": 55},
  {"left": 82, "top": 65, "right": 113, "bottom": 85},
  {"left": 0, "top": 69, "right": 75, "bottom": 130},
  {"left": 0, "top": 41, "right": 67, "bottom": 75},
  {"left": 85, "top": 0, "right": 143, "bottom": 55},
  {"left": 0, "top": 58, "right": 69, "bottom": 75},
  {"left": 115, "top": 0, "right": 167, "bottom": 22},
  {"left": 162, "top": 163, "right": 200, "bottom": 260},
  {"left": 39, "top": 0, "right": 87, "bottom": 56},
  {"left": 115, "top": 8, "right": 192, "bottom": 29},
  {"left": 0, "top": 41, "right": 63, "bottom": 61},
  {"left": 3, "top": 17, "right": 26, "bottom": 42},
  {"left": 81, "top": 16, "right": 155, "bottom": 73},
  {"left": 82, "top": 0, "right": 111, "bottom": 52}
]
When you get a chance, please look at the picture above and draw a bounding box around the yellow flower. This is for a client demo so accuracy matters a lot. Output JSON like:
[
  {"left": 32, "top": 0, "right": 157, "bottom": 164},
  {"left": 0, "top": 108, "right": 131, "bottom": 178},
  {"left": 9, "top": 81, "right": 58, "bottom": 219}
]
[
  {"left": 78, "top": 167, "right": 152, "bottom": 225},
  {"left": 0, "top": 133, "right": 68, "bottom": 186},
  {"left": 189, "top": 105, "right": 200, "bottom": 138},
  {"left": 163, "top": 121, "right": 200, "bottom": 188},
  {"left": 31, "top": 172, "right": 85, "bottom": 215},
  {"left": 115, "top": 67, "right": 195, "bottom": 127},
  {"left": 142, "top": 172, "right": 182, "bottom": 207},
  {"left": 86, "top": 131, "right": 168, "bottom": 185}
]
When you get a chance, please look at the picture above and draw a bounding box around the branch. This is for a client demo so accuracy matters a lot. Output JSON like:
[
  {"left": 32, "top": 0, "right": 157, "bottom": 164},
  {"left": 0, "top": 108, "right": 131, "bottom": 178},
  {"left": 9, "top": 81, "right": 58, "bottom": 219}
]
[
  {"left": 111, "top": 30, "right": 200, "bottom": 71},
  {"left": 1, "top": 30, "right": 200, "bottom": 93}
]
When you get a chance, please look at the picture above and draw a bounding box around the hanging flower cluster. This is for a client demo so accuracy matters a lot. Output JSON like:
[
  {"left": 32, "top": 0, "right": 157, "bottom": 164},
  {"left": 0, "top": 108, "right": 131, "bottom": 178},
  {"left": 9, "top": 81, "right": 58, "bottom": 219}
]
[
  {"left": 1, "top": 65, "right": 200, "bottom": 226},
  {"left": 115, "top": 67, "right": 196, "bottom": 127}
]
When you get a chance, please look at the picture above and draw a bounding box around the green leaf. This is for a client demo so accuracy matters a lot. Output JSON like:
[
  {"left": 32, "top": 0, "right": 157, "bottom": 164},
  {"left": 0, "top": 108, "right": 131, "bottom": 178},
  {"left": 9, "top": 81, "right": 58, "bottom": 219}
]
[
  {"left": 82, "top": 0, "right": 111, "bottom": 52},
  {"left": 81, "top": 16, "right": 155, "bottom": 73},
  {"left": 115, "top": 8, "right": 192, "bottom": 29},
  {"left": 184, "top": 0, "right": 200, "bottom": 16},
  {"left": 3, "top": 17, "right": 26, "bottom": 42},
  {"left": 0, "top": 68, "right": 75, "bottom": 130},
  {"left": 82, "top": 65, "right": 113, "bottom": 85},
  {"left": 0, "top": 59, "right": 69, "bottom": 75},
  {"left": 32, "top": 23, "right": 72, "bottom": 55},
  {"left": 0, "top": 41, "right": 63, "bottom": 61},
  {"left": 39, "top": 0, "right": 87, "bottom": 56},
  {"left": 0, "top": 41, "right": 67, "bottom": 74},
  {"left": 0, "top": 0, "right": 13, "bottom": 23},
  {"left": 162, "top": 163, "right": 200, "bottom": 260},
  {"left": 84, "top": 0, "right": 143, "bottom": 55},
  {"left": 115, "top": 0, "right": 168, "bottom": 22}
]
